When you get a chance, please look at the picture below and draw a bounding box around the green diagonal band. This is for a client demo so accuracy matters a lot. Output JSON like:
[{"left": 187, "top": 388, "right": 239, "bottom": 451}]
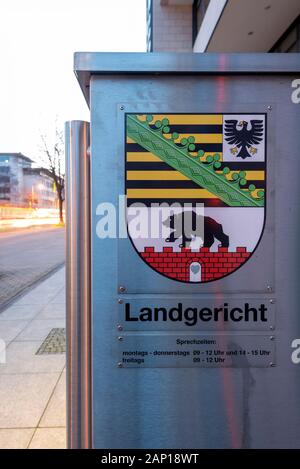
[{"left": 127, "top": 114, "right": 264, "bottom": 208}]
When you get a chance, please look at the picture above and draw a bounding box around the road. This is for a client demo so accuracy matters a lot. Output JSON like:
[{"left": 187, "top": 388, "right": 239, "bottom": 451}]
[{"left": 0, "top": 226, "right": 65, "bottom": 310}]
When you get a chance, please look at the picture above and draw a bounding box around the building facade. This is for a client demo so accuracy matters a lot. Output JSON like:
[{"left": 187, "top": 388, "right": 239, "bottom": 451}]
[
  {"left": 0, "top": 153, "right": 32, "bottom": 205},
  {"left": 0, "top": 153, "right": 56, "bottom": 208},
  {"left": 147, "top": 0, "right": 300, "bottom": 53},
  {"left": 23, "top": 167, "right": 57, "bottom": 209}
]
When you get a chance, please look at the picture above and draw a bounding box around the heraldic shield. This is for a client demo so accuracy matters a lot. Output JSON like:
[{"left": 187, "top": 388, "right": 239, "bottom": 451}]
[{"left": 125, "top": 113, "right": 266, "bottom": 283}]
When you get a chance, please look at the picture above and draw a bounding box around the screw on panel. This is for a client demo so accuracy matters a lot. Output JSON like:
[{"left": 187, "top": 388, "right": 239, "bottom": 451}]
[
  {"left": 269, "top": 325, "right": 274, "bottom": 330},
  {"left": 269, "top": 362, "right": 276, "bottom": 367},
  {"left": 269, "top": 299, "right": 275, "bottom": 304},
  {"left": 117, "top": 362, "right": 123, "bottom": 368},
  {"left": 119, "top": 286, "right": 126, "bottom": 293},
  {"left": 120, "top": 105, "right": 125, "bottom": 110},
  {"left": 117, "top": 325, "right": 123, "bottom": 331},
  {"left": 117, "top": 336, "right": 123, "bottom": 341},
  {"left": 267, "top": 285, "right": 272, "bottom": 292},
  {"left": 118, "top": 299, "right": 124, "bottom": 304},
  {"left": 270, "top": 336, "right": 275, "bottom": 340},
  {"left": 267, "top": 105, "right": 272, "bottom": 111}
]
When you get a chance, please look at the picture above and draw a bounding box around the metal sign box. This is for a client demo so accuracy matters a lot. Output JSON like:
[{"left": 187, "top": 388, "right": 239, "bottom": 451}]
[{"left": 66, "top": 52, "right": 300, "bottom": 449}]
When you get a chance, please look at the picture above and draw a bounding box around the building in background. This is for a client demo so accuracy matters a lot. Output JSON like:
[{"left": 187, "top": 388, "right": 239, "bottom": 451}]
[
  {"left": 0, "top": 152, "right": 56, "bottom": 208},
  {"left": 147, "top": 0, "right": 300, "bottom": 53},
  {"left": 23, "top": 167, "right": 57, "bottom": 209},
  {"left": 147, "top": 0, "right": 193, "bottom": 52},
  {"left": 0, "top": 153, "right": 32, "bottom": 206}
]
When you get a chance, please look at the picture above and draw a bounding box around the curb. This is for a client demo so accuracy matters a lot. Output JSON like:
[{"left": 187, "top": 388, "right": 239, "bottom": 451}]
[{"left": 0, "top": 262, "right": 65, "bottom": 313}]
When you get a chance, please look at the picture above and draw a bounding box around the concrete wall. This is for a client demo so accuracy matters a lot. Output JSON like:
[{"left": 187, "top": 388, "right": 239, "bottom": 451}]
[{"left": 152, "top": 0, "right": 193, "bottom": 52}]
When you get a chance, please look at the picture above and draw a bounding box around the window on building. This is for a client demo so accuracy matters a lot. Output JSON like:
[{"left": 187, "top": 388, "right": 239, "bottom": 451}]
[
  {"left": 193, "top": 0, "right": 210, "bottom": 44},
  {"left": 0, "top": 156, "right": 10, "bottom": 165},
  {"left": 271, "top": 15, "right": 300, "bottom": 52},
  {"left": 0, "top": 186, "right": 11, "bottom": 194},
  {"left": 0, "top": 175, "right": 10, "bottom": 184}
]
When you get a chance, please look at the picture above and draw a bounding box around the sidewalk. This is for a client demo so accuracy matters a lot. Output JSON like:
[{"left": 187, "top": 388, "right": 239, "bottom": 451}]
[{"left": 0, "top": 267, "right": 66, "bottom": 449}]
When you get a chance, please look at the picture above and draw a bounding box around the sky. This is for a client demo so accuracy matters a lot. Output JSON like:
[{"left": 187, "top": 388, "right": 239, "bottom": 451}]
[{"left": 0, "top": 0, "right": 146, "bottom": 164}]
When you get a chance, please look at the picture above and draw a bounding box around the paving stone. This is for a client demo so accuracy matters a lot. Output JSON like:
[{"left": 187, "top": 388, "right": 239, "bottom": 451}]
[
  {"left": 16, "top": 319, "right": 65, "bottom": 342},
  {"left": 1, "top": 341, "right": 65, "bottom": 374},
  {"left": 0, "top": 428, "right": 35, "bottom": 449},
  {"left": 39, "top": 372, "right": 66, "bottom": 427},
  {"left": 0, "top": 373, "right": 60, "bottom": 428},
  {"left": 28, "top": 427, "right": 66, "bottom": 449}
]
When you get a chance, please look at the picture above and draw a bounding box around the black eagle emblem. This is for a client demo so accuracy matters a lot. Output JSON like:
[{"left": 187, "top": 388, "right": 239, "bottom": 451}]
[{"left": 224, "top": 119, "right": 264, "bottom": 159}]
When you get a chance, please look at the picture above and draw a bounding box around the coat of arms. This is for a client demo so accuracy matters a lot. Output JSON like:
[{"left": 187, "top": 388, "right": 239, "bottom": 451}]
[{"left": 125, "top": 113, "right": 266, "bottom": 283}]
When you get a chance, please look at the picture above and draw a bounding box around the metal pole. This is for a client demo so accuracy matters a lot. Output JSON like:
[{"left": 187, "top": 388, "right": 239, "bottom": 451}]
[{"left": 65, "top": 121, "right": 91, "bottom": 449}]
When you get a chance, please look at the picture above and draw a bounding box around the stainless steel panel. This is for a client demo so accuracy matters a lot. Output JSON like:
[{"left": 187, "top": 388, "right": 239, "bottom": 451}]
[
  {"left": 117, "top": 333, "right": 275, "bottom": 368},
  {"left": 74, "top": 53, "right": 300, "bottom": 105},
  {"left": 83, "top": 55, "right": 300, "bottom": 448}
]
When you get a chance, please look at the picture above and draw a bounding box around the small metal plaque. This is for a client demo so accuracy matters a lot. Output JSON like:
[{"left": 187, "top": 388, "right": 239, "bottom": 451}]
[
  {"left": 117, "top": 334, "right": 275, "bottom": 368},
  {"left": 118, "top": 298, "right": 275, "bottom": 331}
]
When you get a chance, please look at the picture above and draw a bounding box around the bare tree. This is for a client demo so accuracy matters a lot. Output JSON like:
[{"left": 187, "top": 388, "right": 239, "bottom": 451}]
[{"left": 40, "top": 126, "right": 65, "bottom": 223}]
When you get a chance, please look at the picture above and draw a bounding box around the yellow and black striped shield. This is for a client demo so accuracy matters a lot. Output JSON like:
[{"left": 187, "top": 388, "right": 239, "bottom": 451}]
[{"left": 125, "top": 113, "right": 266, "bottom": 283}]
